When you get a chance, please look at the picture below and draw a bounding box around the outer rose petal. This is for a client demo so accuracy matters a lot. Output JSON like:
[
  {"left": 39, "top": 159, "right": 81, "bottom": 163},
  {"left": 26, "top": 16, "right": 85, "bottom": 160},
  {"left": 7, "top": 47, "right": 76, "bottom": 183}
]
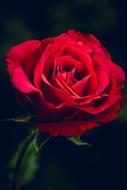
[
  {"left": 67, "top": 29, "right": 101, "bottom": 48},
  {"left": 92, "top": 47, "right": 111, "bottom": 75},
  {"left": 12, "top": 66, "right": 41, "bottom": 94},
  {"left": 112, "top": 63, "right": 126, "bottom": 84},
  {"left": 76, "top": 95, "right": 121, "bottom": 114},
  {"left": 107, "top": 63, "right": 126, "bottom": 97},
  {"left": 7, "top": 40, "right": 41, "bottom": 75},
  {"left": 36, "top": 121, "right": 100, "bottom": 136},
  {"left": 25, "top": 38, "right": 54, "bottom": 80},
  {"left": 94, "top": 97, "right": 125, "bottom": 123}
]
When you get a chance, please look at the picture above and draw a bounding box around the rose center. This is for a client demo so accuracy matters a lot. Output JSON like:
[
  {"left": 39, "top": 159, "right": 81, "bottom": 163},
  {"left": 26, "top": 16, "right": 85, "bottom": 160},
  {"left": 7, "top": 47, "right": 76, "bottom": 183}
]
[
  {"left": 49, "top": 56, "right": 89, "bottom": 88},
  {"left": 60, "top": 63, "right": 88, "bottom": 87}
]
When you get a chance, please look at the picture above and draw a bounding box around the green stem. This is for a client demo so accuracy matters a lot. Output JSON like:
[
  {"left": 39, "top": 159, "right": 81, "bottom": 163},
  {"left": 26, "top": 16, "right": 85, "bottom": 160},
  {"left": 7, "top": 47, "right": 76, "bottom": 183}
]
[{"left": 34, "top": 129, "right": 52, "bottom": 152}]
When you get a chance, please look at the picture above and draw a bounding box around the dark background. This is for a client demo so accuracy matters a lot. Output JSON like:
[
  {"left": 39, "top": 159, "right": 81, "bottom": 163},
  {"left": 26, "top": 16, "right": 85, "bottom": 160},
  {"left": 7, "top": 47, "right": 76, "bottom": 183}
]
[{"left": 0, "top": 0, "right": 127, "bottom": 190}]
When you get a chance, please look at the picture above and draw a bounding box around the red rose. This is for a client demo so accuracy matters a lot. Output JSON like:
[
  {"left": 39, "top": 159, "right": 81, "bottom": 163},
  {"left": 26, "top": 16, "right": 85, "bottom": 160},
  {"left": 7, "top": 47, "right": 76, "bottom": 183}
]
[{"left": 6, "top": 30, "right": 126, "bottom": 136}]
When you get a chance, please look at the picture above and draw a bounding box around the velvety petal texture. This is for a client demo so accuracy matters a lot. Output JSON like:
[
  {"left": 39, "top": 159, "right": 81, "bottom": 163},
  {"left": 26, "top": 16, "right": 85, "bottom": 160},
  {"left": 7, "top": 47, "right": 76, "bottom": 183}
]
[{"left": 6, "top": 30, "right": 126, "bottom": 136}]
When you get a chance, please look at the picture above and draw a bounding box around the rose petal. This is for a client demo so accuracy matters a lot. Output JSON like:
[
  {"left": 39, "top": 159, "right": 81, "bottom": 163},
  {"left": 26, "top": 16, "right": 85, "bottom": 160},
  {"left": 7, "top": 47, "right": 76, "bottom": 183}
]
[
  {"left": 25, "top": 38, "right": 54, "bottom": 80},
  {"left": 41, "top": 73, "right": 77, "bottom": 105},
  {"left": 36, "top": 120, "right": 100, "bottom": 136},
  {"left": 71, "top": 74, "right": 91, "bottom": 96},
  {"left": 7, "top": 40, "right": 41, "bottom": 75},
  {"left": 62, "top": 46, "right": 98, "bottom": 94},
  {"left": 34, "top": 44, "right": 53, "bottom": 88},
  {"left": 55, "top": 73, "right": 79, "bottom": 97},
  {"left": 77, "top": 95, "right": 121, "bottom": 114},
  {"left": 94, "top": 98, "right": 124, "bottom": 123},
  {"left": 12, "top": 66, "right": 41, "bottom": 94},
  {"left": 109, "top": 63, "right": 126, "bottom": 96},
  {"left": 67, "top": 30, "right": 101, "bottom": 51},
  {"left": 35, "top": 99, "right": 73, "bottom": 123},
  {"left": 95, "top": 71, "right": 109, "bottom": 94},
  {"left": 92, "top": 48, "right": 111, "bottom": 74}
]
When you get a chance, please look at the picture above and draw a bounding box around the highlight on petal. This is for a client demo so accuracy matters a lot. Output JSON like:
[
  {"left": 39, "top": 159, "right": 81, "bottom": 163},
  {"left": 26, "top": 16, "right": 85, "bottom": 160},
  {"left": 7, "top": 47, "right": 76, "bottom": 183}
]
[{"left": 12, "top": 66, "right": 41, "bottom": 94}]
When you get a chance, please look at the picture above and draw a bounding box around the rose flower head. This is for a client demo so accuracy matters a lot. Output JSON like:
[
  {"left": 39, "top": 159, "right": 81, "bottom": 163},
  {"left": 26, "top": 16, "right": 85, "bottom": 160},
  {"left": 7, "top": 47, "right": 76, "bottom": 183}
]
[{"left": 6, "top": 30, "right": 126, "bottom": 136}]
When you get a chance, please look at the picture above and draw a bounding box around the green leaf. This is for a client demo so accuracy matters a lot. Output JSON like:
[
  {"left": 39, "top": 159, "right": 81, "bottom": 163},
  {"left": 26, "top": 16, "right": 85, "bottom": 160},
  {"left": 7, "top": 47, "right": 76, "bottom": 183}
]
[
  {"left": 9, "top": 130, "right": 51, "bottom": 189},
  {"left": 9, "top": 130, "right": 39, "bottom": 189},
  {"left": 19, "top": 140, "right": 39, "bottom": 186},
  {"left": 66, "top": 136, "right": 92, "bottom": 147}
]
